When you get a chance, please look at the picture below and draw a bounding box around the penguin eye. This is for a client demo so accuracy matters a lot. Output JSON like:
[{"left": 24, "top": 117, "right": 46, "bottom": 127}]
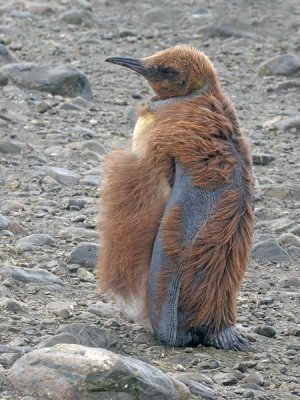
[{"left": 157, "top": 66, "right": 178, "bottom": 79}]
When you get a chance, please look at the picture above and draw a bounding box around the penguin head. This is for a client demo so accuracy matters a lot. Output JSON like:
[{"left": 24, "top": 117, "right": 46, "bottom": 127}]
[{"left": 105, "top": 45, "right": 219, "bottom": 100}]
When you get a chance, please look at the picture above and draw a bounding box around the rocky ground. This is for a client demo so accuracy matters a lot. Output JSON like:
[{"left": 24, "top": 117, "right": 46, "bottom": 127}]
[{"left": 0, "top": 0, "right": 299, "bottom": 399}]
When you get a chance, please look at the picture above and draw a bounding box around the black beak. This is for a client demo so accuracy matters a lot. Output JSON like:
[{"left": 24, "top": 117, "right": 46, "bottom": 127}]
[{"left": 105, "top": 57, "right": 154, "bottom": 78}]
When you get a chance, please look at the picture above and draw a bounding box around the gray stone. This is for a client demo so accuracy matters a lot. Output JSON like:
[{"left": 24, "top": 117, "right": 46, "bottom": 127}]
[
  {"left": 46, "top": 301, "right": 71, "bottom": 319},
  {"left": 1, "top": 63, "right": 92, "bottom": 100},
  {"left": 0, "top": 44, "right": 18, "bottom": 66},
  {"left": 64, "top": 198, "right": 85, "bottom": 210},
  {"left": 252, "top": 153, "right": 275, "bottom": 165},
  {"left": 254, "top": 325, "right": 277, "bottom": 338},
  {"left": 279, "top": 276, "right": 300, "bottom": 288},
  {"left": 252, "top": 238, "right": 292, "bottom": 264},
  {"left": 259, "top": 54, "right": 300, "bottom": 76},
  {"left": 202, "top": 24, "right": 262, "bottom": 41},
  {"left": 0, "top": 71, "right": 8, "bottom": 86},
  {"left": 27, "top": 3, "right": 54, "bottom": 16},
  {"left": 7, "top": 266, "right": 63, "bottom": 286},
  {"left": 0, "top": 141, "right": 23, "bottom": 154},
  {"left": 68, "top": 242, "right": 100, "bottom": 269},
  {"left": 59, "top": 9, "right": 98, "bottom": 27},
  {"left": 81, "top": 140, "right": 106, "bottom": 154},
  {"left": 77, "top": 267, "right": 95, "bottom": 283},
  {"left": 213, "top": 372, "right": 238, "bottom": 386},
  {"left": 0, "top": 297, "right": 27, "bottom": 312},
  {"left": 0, "top": 214, "right": 9, "bottom": 230},
  {"left": 44, "top": 166, "right": 80, "bottom": 186},
  {"left": 260, "top": 184, "right": 300, "bottom": 200},
  {"left": 80, "top": 175, "right": 101, "bottom": 186},
  {"left": 275, "top": 116, "right": 300, "bottom": 133},
  {"left": 169, "top": 374, "right": 216, "bottom": 399},
  {"left": 272, "top": 80, "right": 300, "bottom": 91},
  {"left": 56, "top": 324, "right": 118, "bottom": 348},
  {"left": 0, "top": 285, "right": 13, "bottom": 298},
  {"left": 243, "top": 372, "right": 264, "bottom": 386},
  {"left": 87, "top": 301, "right": 121, "bottom": 319},
  {"left": 278, "top": 233, "right": 300, "bottom": 247},
  {"left": 37, "top": 333, "right": 81, "bottom": 348},
  {"left": 240, "top": 383, "right": 264, "bottom": 391},
  {"left": 8, "top": 344, "right": 189, "bottom": 400},
  {"left": 16, "top": 234, "right": 55, "bottom": 252},
  {"left": 60, "top": 226, "right": 98, "bottom": 242}
]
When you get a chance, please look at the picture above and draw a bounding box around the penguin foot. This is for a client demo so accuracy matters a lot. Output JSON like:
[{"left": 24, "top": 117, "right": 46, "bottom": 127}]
[{"left": 204, "top": 326, "right": 249, "bottom": 351}]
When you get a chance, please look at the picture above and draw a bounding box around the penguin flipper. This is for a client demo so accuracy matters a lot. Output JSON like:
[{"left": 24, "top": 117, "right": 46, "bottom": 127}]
[{"left": 149, "top": 161, "right": 249, "bottom": 350}]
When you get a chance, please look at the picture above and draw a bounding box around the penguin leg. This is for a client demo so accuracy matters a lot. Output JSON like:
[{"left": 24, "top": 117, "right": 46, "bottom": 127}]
[{"left": 149, "top": 161, "right": 250, "bottom": 350}]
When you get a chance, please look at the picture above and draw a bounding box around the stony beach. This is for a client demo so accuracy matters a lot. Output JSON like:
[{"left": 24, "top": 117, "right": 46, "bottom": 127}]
[{"left": 0, "top": 0, "right": 299, "bottom": 399}]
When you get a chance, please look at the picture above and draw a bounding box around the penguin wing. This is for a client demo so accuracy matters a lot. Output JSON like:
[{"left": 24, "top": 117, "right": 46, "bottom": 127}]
[{"left": 148, "top": 160, "right": 223, "bottom": 346}]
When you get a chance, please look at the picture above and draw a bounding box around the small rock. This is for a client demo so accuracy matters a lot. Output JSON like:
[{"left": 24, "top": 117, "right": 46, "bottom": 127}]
[
  {"left": 44, "top": 166, "right": 80, "bottom": 186},
  {"left": 286, "top": 326, "right": 300, "bottom": 336},
  {"left": 272, "top": 80, "right": 300, "bottom": 91},
  {"left": 279, "top": 276, "right": 300, "bottom": 288},
  {"left": 0, "top": 141, "right": 24, "bottom": 154},
  {"left": 0, "top": 71, "right": 8, "bottom": 86},
  {"left": 243, "top": 372, "right": 264, "bottom": 386},
  {"left": 0, "top": 214, "right": 9, "bottom": 230},
  {"left": 16, "top": 234, "right": 55, "bottom": 252},
  {"left": 240, "top": 383, "right": 264, "bottom": 391},
  {"left": 1, "top": 63, "right": 92, "bottom": 100},
  {"left": 60, "top": 227, "right": 98, "bottom": 242},
  {"left": 59, "top": 9, "right": 97, "bottom": 27},
  {"left": 7, "top": 266, "right": 63, "bottom": 286},
  {"left": 275, "top": 116, "right": 300, "bottom": 133},
  {"left": 259, "top": 54, "right": 300, "bottom": 76},
  {"left": 27, "top": 3, "right": 54, "bottom": 16},
  {"left": 252, "top": 153, "right": 275, "bottom": 165},
  {"left": 2, "top": 200, "right": 25, "bottom": 211},
  {"left": 36, "top": 101, "right": 52, "bottom": 113},
  {"left": 8, "top": 344, "right": 189, "bottom": 400},
  {"left": 37, "top": 333, "right": 80, "bottom": 348},
  {"left": 214, "top": 372, "right": 238, "bottom": 386},
  {"left": 80, "top": 175, "right": 101, "bottom": 186},
  {"left": 202, "top": 23, "right": 262, "bottom": 41},
  {"left": 278, "top": 233, "right": 300, "bottom": 247},
  {"left": 0, "top": 285, "right": 13, "bottom": 298},
  {"left": 77, "top": 267, "right": 95, "bottom": 283},
  {"left": 0, "top": 297, "right": 27, "bottom": 312},
  {"left": 254, "top": 325, "right": 277, "bottom": 338},
  {"left": 68, "top": 242, "right": 100, "bottom": 269},
  {"left": 87, "top": 301, "right": 120, "bottom": 319},
  {"left": 252, "top": 238, "right": 292, "bottom": 264},
  {"left": 81, "top": 140, "right": 106, "bottom": 154},
  {"left": 0, "top": 43, "right": 18, "bottom": 66},
  {"left": 46, "top": 301, "right": 71, "bottom": 319},
  {"left": 260, "top": 184, "right": 300, "bottom": 200}
]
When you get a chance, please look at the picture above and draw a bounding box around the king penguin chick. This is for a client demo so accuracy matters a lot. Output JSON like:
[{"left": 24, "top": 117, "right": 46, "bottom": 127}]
[{"left": 97, "top": 45, "right": 254, "bottom": 350}]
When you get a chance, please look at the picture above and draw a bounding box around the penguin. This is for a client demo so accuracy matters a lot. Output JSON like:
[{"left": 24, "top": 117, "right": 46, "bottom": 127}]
[{"left": 97, "top": 45, "right": 254, "bottom": 350}]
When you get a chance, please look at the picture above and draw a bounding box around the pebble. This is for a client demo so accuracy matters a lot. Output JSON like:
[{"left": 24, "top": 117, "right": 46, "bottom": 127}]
[
  {"left": 0, "top": 43, "right": 18, "bottom": 66},
  {"left": 272, "top": 79, "right": 300, "bottom": 91},
  {"left": 46, "top": 301, "right": 71, "bottom": 319},
  {"left": 1, "top": 63, "right": 92, "bottom": 100},
  {"left": 7, "top": 266, "right": 63, "bottom": 286},
  {"left": 59, "top": 9, "right": 97, "bottom": 27},
  {"left": 16, "top": 234, "right": 55, "bottom": 252},
  {"left": 64, "top": 198, "right": 85, "bottom": 210},
  {"left": 0, "top": 285, "right": 13, "bottom": 298},
  {"left": 0, "top": 214, "right": 9, "bottom": 230},
  {"left": 286, "top": 326, "right": 300, "bottom": 336},
  {"left": 274, "top": 116, "right": 300, "bottom": 133},
  {"left": 252, "top": 153, "right": 275, "bottom": 165},
  {"left": 259, "top": 54, "right": 300, "bottom": 76},
  {"left": 37, "top": 333, "right": 80, "bottom": 348},
  {"left": 279, "top": 276, "right": 300, "bottom": 288},
  {"left": 213, "top": 372, "right": 238, "bottom": 386},
  {"left": 0, "top": 298, "right": 27, "bottom": 312},
  {"left": 243, "top": 371, "right": 264, "bottom": 386},
  {"left": 202, "top": 23, "right": 262, "bottom": 41},
  {"left": 87, "top": 301, "right": 120, "bottom": 319},
  {"left": 0, "top": 70, "right": 8, "bottom": 86},
  {"left": 77, "top": 267, "right": 95, "bottom": 283},
  {"left": 254, "top": 325, "right": 277, "bottom": 338},
  {"left": 0, "top": 140, "right": 24, "bottom": 154},
  {"left": 80, "top": 140, "right": 106, "bottom": 154},
  {"left": 172, "top": 374, "right": 217, "bottom": 399},
  {"left": 44, "top": 166, "right": 80, "bottom": 186},
  {"left": 80, "top": 175, "right": 101, "bottom": 186},
  {"left": 8, "top": 344, "right": 190, "bottom": 400},
  {"left": 68, "top": 242, "right": 100, "bottom": 269},
  {"left": 26, "top": 3, "right": 54, "bottom": 16},
  {"left": 2, "top": 200, "right": 25, "bottom": 211},
  {"left": 260, "top": 184, "right": 300, "bottom": 201},
  {"left": 252, "top": 238, "right": 292, "bottom": 264},
  {"left": 240, "top": 383, "right": 264, "bottom": 391},
  {"left": 60, "top": 226, "right": 98, "bottom": 242},
  {"left": 278, "top": 233, "right": 300, "bottom": 247}
]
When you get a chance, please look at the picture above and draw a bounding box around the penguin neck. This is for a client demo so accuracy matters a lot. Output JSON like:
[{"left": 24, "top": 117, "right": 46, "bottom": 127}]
[{"left": 148, "top": 83, "right": 211, "bottom": 113}]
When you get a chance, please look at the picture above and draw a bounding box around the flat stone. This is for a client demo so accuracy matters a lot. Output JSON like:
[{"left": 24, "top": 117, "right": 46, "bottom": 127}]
[
  {"left": 60, "top": 226, "right": 98, "bottom": 242},
  {"left": 272, "top": 80, "right": 300, "bottom": 91},
  {"left": 170, "top": 374, "right": 216, "bottom": 399},
  {"left": 68, "top": 242, "right": 100, "bottom": 269},
  {"left": 240, "top": 383, "right": 264, "bottom": 391},
  {"left": 254, "top": 325, "right": 277, "bottom": 338},
  {"left": 1, "top": 63, "right": 92, "bottom": 100},
  {"left": 87, "top": 301, "right": 121, "bottom": 319},
  {"left": 252, "top": 238, "right": 292, "bottom": 264},
  {"left": 37, "top": 333, "right": 81, "bottom": 348},
  {"left": 269, "top": 218, "right": 294, "bottom": 233},
  {"left": 0, "top": 285, "right": 13, "bottom": 298},
  {"left": 260, "top": 184, "right": 300, "bottom": 200},
  {"left": 80, "top": 175, "right": 101, "bottom": 186},
  {"left": 59, "top": 9, "right": 98, "bottom": 27},
  {"left": 243, "top": 372, "right": 264, "bottom": 386},
  {"left": 0, "top": 297, "right": 27, "bottom": 312},
  {"left": 2, "top": 200, "right": 25, "bottom": 211},
  {"left": 44, "top": 166, "right": 80, "bottom": 186},
  {"left": 81, "top": 140, "right": 106, "bottom": 154},
  {"left": 275, "top": 116, "right": 300, "bottom": 133},
  {"left": 27, "top": 3, "right": 54, "bottom": 16},
  {"left": 202, "top": 23, "right": 262, "bottom": 41},
  {"left": 0, "top": 141, "right": 24, "bottom": 154},
  {"left": 46, "top": 301, "right": 71, "bottom": 319},
  {"left": 8, "top": 344, "right": 189, "bottom": 400},
  {"left": 259, "top": 54, "right": 300, "bottom": 76},
  {"left": 6, "top": 266, "right": 63, "bottom": 285},
  {"left": 252, "top": 153, "right": 275, "bottom": 165},
  {"left": 213, "top": 372, "right": 238, "bottom": 386},
  {"left": 77, "top": 267, "right": 95, "bottom": 283},
  {"left": 0, "top": 214, "right": 9, "bottom": 230},
  {"left": 0, "top": 44, "right": 18, "bottom": 66},
  {"left": 279, "top": 276, "right": 300, "bottom": 288},
  {"left": 16, "top": 234, "right": 55, "bottom": 252},
  {"left": 0, "top": 71, "right": 8, "bottom": 86},
  {"left": 278, "top": 233, "right": 300, "bottom": 247}
]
